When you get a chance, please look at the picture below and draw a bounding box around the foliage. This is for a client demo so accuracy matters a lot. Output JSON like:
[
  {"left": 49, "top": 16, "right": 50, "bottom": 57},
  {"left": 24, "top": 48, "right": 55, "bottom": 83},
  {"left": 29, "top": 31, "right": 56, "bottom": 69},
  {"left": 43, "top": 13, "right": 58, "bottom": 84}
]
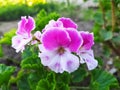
[
  {"left": 91, "top": 0, "right": 120, "bottom": 67},
  {"left": 35, "top": 9, "right": 60, "bottom": 31},
  {"left": 91, "top": 69, "right": 118, "bottom": 90},
  {"left": 0, "top": 64, "right": 15, "bottom": 89},
  {"left": 0, "top": 5, "right": 34, "bottom": 21},
  {"left": 0, "top": 2, "right": 59, "bottom": 21},
  {"left": 0, "top": 29, "right": 16, "bottom": 45},
  {"left": 0, "top": 2, "right": 120, "bottom": 90}
]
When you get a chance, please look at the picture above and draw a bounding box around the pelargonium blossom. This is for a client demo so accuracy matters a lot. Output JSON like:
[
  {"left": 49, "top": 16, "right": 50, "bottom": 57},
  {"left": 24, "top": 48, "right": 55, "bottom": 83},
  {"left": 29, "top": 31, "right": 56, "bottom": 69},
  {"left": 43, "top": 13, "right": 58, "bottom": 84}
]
[
  {"left": 12, "top": 16, "right": 35, "bottom": 52},
  {"left": 11, "top": 16, "right": 98, "bottom": 73},
  {"left": 78, "top": 31, "right": 98, "bottom": 70},
  {"left": 43, "top": 17, "right": 78, "bottom": 32},
  {"left": 39, "top": 27, "right": 83, "bottom": 73}
]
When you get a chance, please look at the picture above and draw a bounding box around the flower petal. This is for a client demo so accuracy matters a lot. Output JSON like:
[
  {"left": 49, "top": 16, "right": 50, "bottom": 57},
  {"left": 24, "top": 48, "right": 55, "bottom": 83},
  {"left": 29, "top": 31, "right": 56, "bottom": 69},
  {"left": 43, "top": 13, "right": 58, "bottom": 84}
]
[
  {"left": 43, "top": 20, "right": 63, "bottom": 31},
  {"left": 25, "top": 16, "right": 35, "bottom": 34},
  {"left": 41, "top": 27, "right": 70, "bottom": 50},
  {"left": 17, "top": 16, "right": 27, "bottom": 35},
  {"left": 12, "top": 35, "right": 32, "bottom": 52},
  {"left": 58, "top": 17, "right": 78, "bottom": 29},
  {"left": 17, "top": 16, "right": 35, "bottom": 38},
  {"left": 79, "top": 50, "right": 98, "bottom": 70},
  {"left": 66, "top": 28, "right": 83, "bottom": 52},
  {"left": 48, "top": 55, "right": 64, "bottom": 73},
  {"left": 80, "top": 31, "right": 94, "bottom": 50},
  {"left": 85, "top": 57, "right": 98, "bottom": 70},
  {"left": 61, "top": 52, "right": 80, "bottom": 73},
  {"left": 39, "top": 50, "right": 55, "bottom": 66}
]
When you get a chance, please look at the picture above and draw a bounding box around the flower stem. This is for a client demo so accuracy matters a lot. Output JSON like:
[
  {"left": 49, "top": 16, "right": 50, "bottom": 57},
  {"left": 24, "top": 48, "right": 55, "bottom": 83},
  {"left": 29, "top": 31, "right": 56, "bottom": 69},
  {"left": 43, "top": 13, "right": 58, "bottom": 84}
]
[
  {"left": 111, "top": 0, "right": 116, "bottom": 32},
  {"left": 70, "top": 86, "right": 90, "bottom": 90},
  {"left": 99, "top": 0, "right": 106, "bottom": 29}
]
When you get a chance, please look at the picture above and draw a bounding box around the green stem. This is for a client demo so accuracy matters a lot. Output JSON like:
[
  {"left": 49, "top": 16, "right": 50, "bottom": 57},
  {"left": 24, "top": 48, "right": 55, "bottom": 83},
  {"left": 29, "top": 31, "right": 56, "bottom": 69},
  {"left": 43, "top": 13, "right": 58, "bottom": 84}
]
[
  {"left": 99, "top": 0, "right": 106, "bottom": 29},
  {"left": 70, "top": 86, "right": 90, "bottom": 90},
  {"left": 111, "top": 0, "right": 116, "bottom": 31},
  {"left": 66, "top": 0, "right": 70, "bottom": 7}
]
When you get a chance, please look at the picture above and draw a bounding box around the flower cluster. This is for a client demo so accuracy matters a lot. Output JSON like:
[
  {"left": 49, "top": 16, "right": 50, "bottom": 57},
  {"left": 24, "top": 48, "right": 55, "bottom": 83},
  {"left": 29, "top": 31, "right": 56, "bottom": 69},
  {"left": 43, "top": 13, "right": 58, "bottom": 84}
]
[{"left": 12, "top": 16, "right": 98, "bottom": 73}]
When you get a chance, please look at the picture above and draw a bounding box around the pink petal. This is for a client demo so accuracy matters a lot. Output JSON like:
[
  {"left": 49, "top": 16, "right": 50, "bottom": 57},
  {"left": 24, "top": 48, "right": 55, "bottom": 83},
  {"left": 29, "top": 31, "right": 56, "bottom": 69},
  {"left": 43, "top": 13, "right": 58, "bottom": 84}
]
[
  {"left": 66, "top": 28, "right": 83, "bottom": 52},
  {"left": 58, "top": 17, "right": 78, "bottom": 29},
  {"left": 25, "top": 16, "right": 35, "bottom": 35},
  {"left": 17, "top": 16, "right": 35, "bottom": 38},
  {"left": 80, "top": 31, "right": 94, "bottom": 50},
  {"left": 17, "top": 16, "right": 27, "bottom": 35},
  {"left": 43, "top": 20, "right": 63, "bottom": 31},
  {"left": 41, "top": 27, "right": 71, "bottom": 50},
  {"left": 61, "top": 52, "right": 80, "bottom": 73}
]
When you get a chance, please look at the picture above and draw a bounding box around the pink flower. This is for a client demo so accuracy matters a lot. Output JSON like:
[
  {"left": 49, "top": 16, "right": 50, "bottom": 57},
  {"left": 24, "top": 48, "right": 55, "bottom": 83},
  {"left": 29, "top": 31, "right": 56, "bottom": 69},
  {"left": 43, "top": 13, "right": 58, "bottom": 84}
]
[
  {"left": 78, "top": 31, "right": 98, "bottom": 70},
  {"left": 12, "top": 16, "right": 35, "bottom": 52},
  {"left": 17, "top": 16, "right": 35, "bottom": 38},
  {"left": 39, "top": 27, "right": 83, "bottom": 73}
]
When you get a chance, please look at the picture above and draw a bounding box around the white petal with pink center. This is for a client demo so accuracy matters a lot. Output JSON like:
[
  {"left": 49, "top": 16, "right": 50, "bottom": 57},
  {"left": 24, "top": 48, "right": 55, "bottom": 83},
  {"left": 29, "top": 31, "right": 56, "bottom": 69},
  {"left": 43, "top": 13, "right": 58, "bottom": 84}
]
[
  {"left": 12, "top": 35, "right": 32, "bottom": 52},
  {"left": 78, "top": 50, "right": 98, "bottom": 70},
  {"left": 39, "top": 45, "right": 80, "bottom": 73}
]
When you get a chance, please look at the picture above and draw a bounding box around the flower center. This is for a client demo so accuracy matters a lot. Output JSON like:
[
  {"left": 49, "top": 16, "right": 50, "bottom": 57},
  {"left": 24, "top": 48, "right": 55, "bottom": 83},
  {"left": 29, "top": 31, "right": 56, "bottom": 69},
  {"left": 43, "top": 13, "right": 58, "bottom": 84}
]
[{"left": 57, "top": 47, "right": 65, "bottom": 55}]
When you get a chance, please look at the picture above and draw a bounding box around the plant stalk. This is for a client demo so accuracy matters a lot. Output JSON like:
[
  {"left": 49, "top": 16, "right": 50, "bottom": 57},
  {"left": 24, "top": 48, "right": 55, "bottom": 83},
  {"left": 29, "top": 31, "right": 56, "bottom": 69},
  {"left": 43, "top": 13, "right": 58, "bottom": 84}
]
[
  {"left": 70, "top": 86, "right": 90, "bottom": 90},
  {"left": 99, "top": 0, "right": 106, "bottom": 29},
  {"left": 111, "top": 0, "right": 116, "bottom": 31}
]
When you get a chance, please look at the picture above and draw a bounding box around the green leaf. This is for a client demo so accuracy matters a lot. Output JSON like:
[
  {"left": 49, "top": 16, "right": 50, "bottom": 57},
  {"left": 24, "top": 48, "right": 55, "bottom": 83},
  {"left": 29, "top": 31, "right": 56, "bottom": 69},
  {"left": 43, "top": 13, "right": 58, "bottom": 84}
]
[
  {"left": 71, "top": 67, "right": 88, "bottom": 83},
  {"left": 0, "top": 64, "right": 15, "bottom": 86},
  {"left": 91, "top": 69, "right": 119, "bottom": 90},
  {"left": 92, "top": 23, "right": 102, "bottom": 42},
  {"left": 22, "top": 46, "right": 37, "bottom": 59},
  {"left": 36, "top": 79, "right": 55, "bottom": 90},
  {"left": 17, "top": 74, "right": 30, "bottom": 90},
  {"left": 28, "top": 72, "right": 41, "bottom": 90},
  {"left": 94, "top": 12, "right": 104, "bottom": 25},
  {"left": 21, "top": 55, "right": 41, "bottom": 69},
  {"left": 55, "top": 72, "right": 70, "bottom": 84},
  {"left": 103, "top": 45, "right": 111, "bottom": 58},
  {"left": 35, "top": 10, "right": 60, "bottom": 31},
  {"left": 56, "top": 83, "right": 70, "bottom": 90},
  {"left": 100, "top": 30, "right": 113, "bottom": 41},
  {"left": 113, "top": 57, "right": 120, "bottom": 69},
  {"left": 0, "top": 29, "right": 16, "bottom": 45},
  {"left": 112, "top": 35, "right": 120, "bottom": 45},
  {"left": 47, "top": 72, "right": 55, "bottom": 83}
]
